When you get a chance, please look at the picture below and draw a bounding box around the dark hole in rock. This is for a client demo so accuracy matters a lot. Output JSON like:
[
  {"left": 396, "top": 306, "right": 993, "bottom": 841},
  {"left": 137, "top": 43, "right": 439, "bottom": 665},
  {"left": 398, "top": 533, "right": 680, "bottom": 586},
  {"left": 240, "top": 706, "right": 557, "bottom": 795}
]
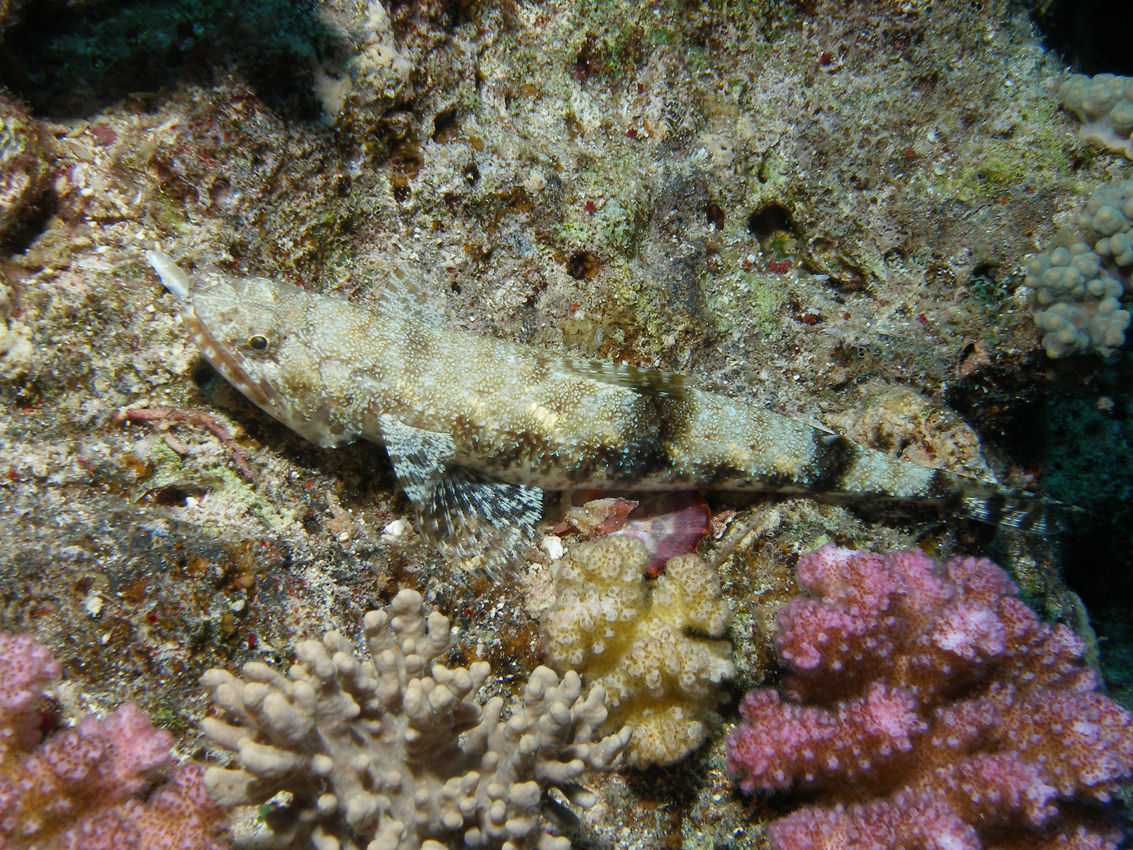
[{"left": 566, "top": 251, "right": 600, "bottom": 280}]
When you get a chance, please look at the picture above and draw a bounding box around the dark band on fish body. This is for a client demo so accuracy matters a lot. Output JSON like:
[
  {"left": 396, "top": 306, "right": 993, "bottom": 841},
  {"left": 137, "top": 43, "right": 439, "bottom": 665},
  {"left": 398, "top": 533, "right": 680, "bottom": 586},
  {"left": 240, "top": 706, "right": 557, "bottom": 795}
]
[
  {"left": 544, "top": 391, "right": 695, "bottom": 485},
  {"left": 612, "top": 392, "right": 696, "bottom": 483},
  {"left": 967, "top": 489, "right": 1047, "bottom": 534},
  {"left": 801, "top": 432, "right": 860, "bottom": 492}
]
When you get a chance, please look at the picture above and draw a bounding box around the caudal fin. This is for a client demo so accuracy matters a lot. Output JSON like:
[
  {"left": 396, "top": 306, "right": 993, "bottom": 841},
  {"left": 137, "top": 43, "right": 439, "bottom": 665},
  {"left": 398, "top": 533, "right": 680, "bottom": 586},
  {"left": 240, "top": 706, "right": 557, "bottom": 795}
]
[{"left": 956, "top": 480, "right": 1069, "bottom": 536}]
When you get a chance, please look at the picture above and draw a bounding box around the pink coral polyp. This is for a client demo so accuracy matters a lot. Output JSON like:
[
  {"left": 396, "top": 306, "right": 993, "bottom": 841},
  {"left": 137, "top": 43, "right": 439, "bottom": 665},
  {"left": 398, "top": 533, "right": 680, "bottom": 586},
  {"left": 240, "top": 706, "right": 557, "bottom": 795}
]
[
  {"left": 0, "top": 632, "right": 227, "bottom": 849},
  {"left": 727, "top": 544, "right": 1133, "bottom": 850}
]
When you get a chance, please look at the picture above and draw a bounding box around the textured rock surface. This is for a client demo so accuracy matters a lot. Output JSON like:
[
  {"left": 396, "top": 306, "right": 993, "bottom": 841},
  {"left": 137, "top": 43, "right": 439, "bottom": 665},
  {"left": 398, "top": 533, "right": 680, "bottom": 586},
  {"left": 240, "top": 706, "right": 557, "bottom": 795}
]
[{"left": 0, "top": 94, "right": 45, "bottom": 239}]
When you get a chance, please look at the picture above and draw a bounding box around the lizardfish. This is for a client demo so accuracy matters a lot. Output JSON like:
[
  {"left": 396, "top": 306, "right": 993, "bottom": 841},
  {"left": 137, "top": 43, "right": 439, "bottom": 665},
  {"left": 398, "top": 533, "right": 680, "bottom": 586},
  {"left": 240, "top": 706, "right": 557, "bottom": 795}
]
[{"left": 147, "top": 252, "right": 1048, "bottom": 571}]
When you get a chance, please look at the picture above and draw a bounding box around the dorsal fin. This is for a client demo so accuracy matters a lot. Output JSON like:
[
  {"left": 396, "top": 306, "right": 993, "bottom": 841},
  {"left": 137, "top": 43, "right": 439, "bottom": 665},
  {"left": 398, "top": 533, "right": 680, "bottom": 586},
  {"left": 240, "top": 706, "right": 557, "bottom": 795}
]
[
  {"left": 546, "top": 353, "right": 689, "bottom": 399},
  {"left": 372, "top": 259, "right": 686, "bottom": 397},
  {"left": 375, "top": 264, "right": 448, "bottom": 325}
]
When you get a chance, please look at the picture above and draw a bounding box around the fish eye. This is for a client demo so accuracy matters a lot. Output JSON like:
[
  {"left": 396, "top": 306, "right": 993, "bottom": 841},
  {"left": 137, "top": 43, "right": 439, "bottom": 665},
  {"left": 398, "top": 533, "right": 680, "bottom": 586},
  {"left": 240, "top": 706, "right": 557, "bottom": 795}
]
[{"left": 248, "top": 334, "right": 269, "bottom": 352}]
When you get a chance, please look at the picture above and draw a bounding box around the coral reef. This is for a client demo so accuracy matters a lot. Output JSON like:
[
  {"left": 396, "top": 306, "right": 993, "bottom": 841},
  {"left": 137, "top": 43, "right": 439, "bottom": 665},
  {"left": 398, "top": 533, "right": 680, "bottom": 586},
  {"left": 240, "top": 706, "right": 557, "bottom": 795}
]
[
  {"left": 0, "top": 632, "right": 227, "bottom": 849},
  {"left": 2, "top": 0, "right": 1127, "bottom": 847},
  {"left": 0, "top": 94, "right": 45, "bottom": 239},
  {"left": 726, "top": 544, "right": 1133, "bottom": 850},
  {"left": 1026, "top": 179, "right": 1133, "bottom": 357},
  {"left": 541, "top": 535, "right": 734, "bottom": 768},
  {"left": 1060, "top": 73, "right": 1133, "bottom": 160},
  {"left": 200, "top": 588, "right": 630, "bottom": 850}
]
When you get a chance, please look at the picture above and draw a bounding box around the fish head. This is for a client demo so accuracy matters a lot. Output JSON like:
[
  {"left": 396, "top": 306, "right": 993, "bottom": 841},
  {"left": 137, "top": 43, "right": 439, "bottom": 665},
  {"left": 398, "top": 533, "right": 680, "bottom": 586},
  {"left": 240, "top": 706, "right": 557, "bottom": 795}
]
[{"left": 147, "top": 251, "right": 355, "bottom": 447}]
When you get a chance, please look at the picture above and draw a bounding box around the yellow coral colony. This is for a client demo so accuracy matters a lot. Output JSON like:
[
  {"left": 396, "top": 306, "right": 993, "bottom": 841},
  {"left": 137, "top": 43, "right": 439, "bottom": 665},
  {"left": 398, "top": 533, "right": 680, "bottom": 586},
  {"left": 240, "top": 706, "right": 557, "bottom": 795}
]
[{"left": 541, "top": 535, "right": 734, "bottom": 767}]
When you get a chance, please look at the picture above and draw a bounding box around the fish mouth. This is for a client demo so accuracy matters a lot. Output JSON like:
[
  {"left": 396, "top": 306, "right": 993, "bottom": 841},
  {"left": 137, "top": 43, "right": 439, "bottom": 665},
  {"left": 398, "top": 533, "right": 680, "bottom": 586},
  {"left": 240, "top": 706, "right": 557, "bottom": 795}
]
[
  {"left": 147, "top": 251, "right": 281, "bottom": 414},
  {"left": 182, "top": 312, "right": 280, "bottom": 412}
]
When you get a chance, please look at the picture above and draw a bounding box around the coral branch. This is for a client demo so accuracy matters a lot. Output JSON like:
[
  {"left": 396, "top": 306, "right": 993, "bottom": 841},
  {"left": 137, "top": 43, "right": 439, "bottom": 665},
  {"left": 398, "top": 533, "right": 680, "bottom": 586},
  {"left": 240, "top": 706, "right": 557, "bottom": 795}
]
[
  {"left": 0, "top": 632, "right": 227, "bottom": 849},
  {"left": 200, "top": 588, "right": 630, "bottom": 850},
  {"left": 726, "top": 545, "right": 1133, "bottom": 850}
]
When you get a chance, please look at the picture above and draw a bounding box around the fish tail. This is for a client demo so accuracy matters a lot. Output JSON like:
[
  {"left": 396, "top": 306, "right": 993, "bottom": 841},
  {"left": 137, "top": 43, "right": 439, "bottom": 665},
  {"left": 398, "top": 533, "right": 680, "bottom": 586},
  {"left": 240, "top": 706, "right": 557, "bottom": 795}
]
[{"left": 936, "top": 470, "right": 1063, "bottom": 536}]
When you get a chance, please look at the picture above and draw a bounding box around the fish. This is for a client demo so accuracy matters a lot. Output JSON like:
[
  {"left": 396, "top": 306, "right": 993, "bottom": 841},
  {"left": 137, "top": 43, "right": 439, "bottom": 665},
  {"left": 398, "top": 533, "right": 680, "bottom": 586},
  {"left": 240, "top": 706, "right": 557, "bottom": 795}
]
[{"left": 146, "top": 251, "right": 1050, "bottom": 571}]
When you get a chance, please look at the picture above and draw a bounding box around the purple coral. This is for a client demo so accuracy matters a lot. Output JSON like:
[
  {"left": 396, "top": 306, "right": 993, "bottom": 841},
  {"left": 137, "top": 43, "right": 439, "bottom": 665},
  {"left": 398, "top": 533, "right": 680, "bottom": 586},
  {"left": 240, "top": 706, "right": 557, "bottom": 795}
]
[
  {"left": 0, "top": 632, "right": 59, "bottom": 751},
  {"left": 0, "top": 632, "right": 228, "bottom": 849},
  {"left": 726, "top": 544, "right": 1133, "bottom": 850}
]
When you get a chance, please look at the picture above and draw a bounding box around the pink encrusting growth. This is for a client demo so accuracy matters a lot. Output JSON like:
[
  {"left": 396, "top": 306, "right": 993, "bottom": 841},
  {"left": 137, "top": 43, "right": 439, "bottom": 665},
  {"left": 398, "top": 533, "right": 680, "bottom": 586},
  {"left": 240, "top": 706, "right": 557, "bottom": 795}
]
[
  {"left": 554, "top": 491, "right": 711, "bottom": 575},
  {"left": 0, "top": 633, "right": 59, "bottom": 751},
  {"left": 726, "top": 545, "right": 1133, "bottom": 850},
  {"left": 0, "top": 632, "right": 228, "bottom": 849}
]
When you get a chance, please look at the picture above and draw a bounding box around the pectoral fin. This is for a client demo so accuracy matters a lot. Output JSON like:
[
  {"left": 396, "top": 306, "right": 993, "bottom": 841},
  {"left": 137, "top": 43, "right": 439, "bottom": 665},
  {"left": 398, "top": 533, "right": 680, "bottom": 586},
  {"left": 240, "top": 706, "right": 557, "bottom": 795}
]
[
  {"left": 420, "top": 467, "right": 545, "bottom": 574},
  {"left": 379, "top": 415, "right": 545, "bottom": 573},
  {"left": 379, "top": 414, "right": 455, "bottom": 508}
]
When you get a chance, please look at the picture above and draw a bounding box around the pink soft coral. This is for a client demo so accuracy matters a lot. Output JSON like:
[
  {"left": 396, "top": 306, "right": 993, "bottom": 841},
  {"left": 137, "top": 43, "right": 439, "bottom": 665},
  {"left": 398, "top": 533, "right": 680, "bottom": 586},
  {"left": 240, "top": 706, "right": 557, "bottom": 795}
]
[
  {"left": 0, "top": 632, "right": 228, "bottom": 849},
  {"left": 726, "top": 545, "right": 1133, "bottom": 850}
]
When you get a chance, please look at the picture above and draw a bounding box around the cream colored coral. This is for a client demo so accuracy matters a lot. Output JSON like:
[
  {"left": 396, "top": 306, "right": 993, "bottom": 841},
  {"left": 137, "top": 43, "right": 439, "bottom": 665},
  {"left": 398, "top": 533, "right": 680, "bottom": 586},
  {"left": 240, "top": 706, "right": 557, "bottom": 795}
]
[
  {"left": 1060, "top": 73, "right": 1133, "bottom": 160},
  {"left": 542, "top": 536, "right": 734, "bottom": 768},
  {"left": 201, "top": 589, "right": 629, "bottom": 850}
]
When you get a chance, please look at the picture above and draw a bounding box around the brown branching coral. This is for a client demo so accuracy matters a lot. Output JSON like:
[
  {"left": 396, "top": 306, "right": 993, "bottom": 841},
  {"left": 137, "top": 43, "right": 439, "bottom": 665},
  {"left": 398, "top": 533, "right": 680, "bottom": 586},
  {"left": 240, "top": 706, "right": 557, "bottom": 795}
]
[{"left": 200, "top": 588, "right": 630, "bottom": 850}]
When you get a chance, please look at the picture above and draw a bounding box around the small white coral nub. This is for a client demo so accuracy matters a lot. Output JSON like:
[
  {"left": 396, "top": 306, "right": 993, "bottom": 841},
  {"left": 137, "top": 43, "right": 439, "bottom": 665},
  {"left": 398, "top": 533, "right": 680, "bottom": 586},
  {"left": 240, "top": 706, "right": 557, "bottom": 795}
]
[{"left": 200, "top": 589, "right": 629, "bottom": 850}]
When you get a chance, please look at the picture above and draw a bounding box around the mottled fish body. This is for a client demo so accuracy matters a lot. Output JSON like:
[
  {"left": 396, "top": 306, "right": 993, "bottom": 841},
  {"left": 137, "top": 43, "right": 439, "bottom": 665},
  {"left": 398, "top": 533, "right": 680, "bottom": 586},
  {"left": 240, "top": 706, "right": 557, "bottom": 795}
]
[{"left": 147, "top": 252, "right": 1046, "bottom": 568}]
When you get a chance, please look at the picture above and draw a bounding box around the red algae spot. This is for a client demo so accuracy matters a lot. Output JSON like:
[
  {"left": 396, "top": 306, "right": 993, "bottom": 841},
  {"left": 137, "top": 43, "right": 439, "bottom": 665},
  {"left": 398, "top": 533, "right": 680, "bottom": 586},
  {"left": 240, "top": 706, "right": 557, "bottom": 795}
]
[
  {"left": 556, "top": 492, "right": 710, "bottom": 576},
  {"left": 90, "top": 125, "right": 117, "bottom": 146},
  {"left": 632, "top": 492, "right": 711, "bottom": 577},
  {"left": 768, "top": 259, "right": 791, "bottom": 274}
]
